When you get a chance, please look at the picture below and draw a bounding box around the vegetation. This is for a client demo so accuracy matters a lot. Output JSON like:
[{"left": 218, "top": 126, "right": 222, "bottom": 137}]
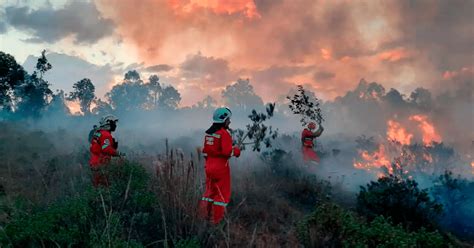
[{"left": 0, "top": 50, "right": 473, "bottom": 247}]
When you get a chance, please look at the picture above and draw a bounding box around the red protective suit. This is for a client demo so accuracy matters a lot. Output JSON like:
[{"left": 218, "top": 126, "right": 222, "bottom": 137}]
[
  {"left": 89, "top": 129, "right": 117, "bottom": 187},
  {"left": 199, "top": 128, "right": 240, "bottom": 224},
  {"left": 301, "top": 128, "right": 322, "bottom": 162}
]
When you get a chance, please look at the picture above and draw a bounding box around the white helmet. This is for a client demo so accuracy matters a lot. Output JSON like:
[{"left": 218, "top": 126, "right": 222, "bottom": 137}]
[{"left": 99, "top": 114, "right": 118, "bottom": 130}]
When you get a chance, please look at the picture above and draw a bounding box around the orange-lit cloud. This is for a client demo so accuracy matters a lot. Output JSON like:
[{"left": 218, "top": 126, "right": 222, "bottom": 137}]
[
  {"left": 169, "top": 0, "right": 260, "bottom": 18},
  {"left": 94, "top": 0, "right": 473, "bottom": 105},
  {"left": 378, "top": 48, "right": 411, "bottom": 62},
  {"left": 442, "top": 67, "right": 473, "bottom": 80}
]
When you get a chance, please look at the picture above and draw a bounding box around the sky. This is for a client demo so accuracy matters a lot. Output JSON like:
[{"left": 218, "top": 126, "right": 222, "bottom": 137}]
[{"left": 1, "top": 0, "right": 473, "bottom": 106}]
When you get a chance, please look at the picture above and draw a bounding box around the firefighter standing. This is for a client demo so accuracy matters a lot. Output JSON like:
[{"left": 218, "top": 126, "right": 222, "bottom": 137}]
[
  {"left": 89, "top": 114, "right": 120, "bottom": 187},
  {"left": 199, "top": 107, "right": 241, "bottom": 224},
  {"left": 302, "top": 122, "right": 324, "bottom": 163}
]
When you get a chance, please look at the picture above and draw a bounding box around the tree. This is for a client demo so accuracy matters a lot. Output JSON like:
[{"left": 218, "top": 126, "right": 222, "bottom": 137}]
[
  {"left": 106, "top": 70, "right": 149, "bottom": 112},
  {"left": 35, "top": 50, "right": 52, "bottom": 79},
  {"left": 383, "top": 88, "right": 407, "bottom": 107},
  {"left": 15, "top": 51, "right": 53, "bottom": 118},
  {"left": 409, "top": 87, "right": 432, "bottom": 110},
  {"left": 46, "top": 90, "right": 70, "bottom": 116},
  {"left": 124, "top": 70, "right": 142, "bottom": 84},
  {"left": 91, "top": 98, "right": 113, "bottom": 116},
  {"left": 195, "top": 95, "right": 216, "bottom": 109},
  {"left": 147, "top": 75, "right": 161, "bottom": 109},
  {"left": 0, "top": 52, "right": 26, "bottom": 112},
  {"left": 233, "top": 103, "right": 278, "bottom": 151},
  {"left": 158, "top": 85, "right": 181, "bottom": 109},
  {"left": 68, "top": 78, "right": 95, "bottom": 115},
  {"left": 357, "top": 175, "right": 442, "bottom": 231},
  {"left": 15, "top": 73, "right": 52, "bottom": 118},
  {"left": 287, "top": 85, "right": 324, "bottom": 125},
  {"left": 222, "top": 78, "right": 263, "bottom": 110}
]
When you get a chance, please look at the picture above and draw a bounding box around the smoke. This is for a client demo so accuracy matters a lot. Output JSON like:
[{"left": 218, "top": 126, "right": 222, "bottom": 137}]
[
  {"left": 91, "top": 0, "right": 473, "bottom": 102},
  {"left": 4, "top": 2, "right": 115, "bottom": 44},
  {"left": 2, "top": 72, "right": 473, "bottom": 240}
]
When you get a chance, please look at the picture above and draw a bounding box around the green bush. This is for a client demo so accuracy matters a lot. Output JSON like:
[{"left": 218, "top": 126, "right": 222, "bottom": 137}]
[
  {"left": 297, "top": 203, "right": 450, "bottom": 248},
  {"left": 174, "top": 237, "right": 200, "bottom": 248},
  {"left": 0, "top": 160, "right": 161, "bottom": 247},
  {"left": 431, "top": 171, "right": 474, "bottom": 239},
  {"left": 357, "top": 175, "right": 442, "bottom": 231}
]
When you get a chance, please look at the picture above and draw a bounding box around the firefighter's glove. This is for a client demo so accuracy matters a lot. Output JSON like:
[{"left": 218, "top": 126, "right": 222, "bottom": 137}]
[{"left": 233, "top": 146, "right": 241, "bottom": 157}]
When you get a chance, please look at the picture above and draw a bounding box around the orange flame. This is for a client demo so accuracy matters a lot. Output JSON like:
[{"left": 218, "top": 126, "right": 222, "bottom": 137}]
[
  {"left": 422, "top": 152, "right": 433, "bottom": 163},
  {"left": 320, "top": 48, "right": 332, "bottom": 60},
  {"left": 387, "top": 120, "right": 413, "bottom": 145},
  {"left": 354, "top": 144, "right": 392, "bottom": 174},
  {"left": 409, "top": 115, "right": 442, "bottom": 145},
  {"left": 354, "top": 115, "right": 443, "bottom": 175}
]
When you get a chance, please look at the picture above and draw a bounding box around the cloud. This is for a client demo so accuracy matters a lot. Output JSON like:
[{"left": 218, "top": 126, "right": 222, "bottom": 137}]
[
  {"left": 0, "top": 21, "right": 6, "bottom": 34},
  {"left": 5, "top": 2, "right": 115, "bottom": 44},
  {"left": 92, "top": 0, "right": 473, "bottom": 103},
  {"left": 179, "top": 53, "right": 236, "bottom": 86},
  {"left": 250, "top": 65, "right": 313, "bottom": 99},
  {"left": 145, "top": 64, "right": 173, "bottom": 73},
  {"left": 314, "top": 70, "right": 336, "bottom": 81},
  {"left": 170, "top": 0, "right": 261, "bottom": 19},
  {"left": 381, "top": 0, "right": 474, "bottom": 71},
  {"left": 22, "top": 52, "right": 116, "bottom": 98}
]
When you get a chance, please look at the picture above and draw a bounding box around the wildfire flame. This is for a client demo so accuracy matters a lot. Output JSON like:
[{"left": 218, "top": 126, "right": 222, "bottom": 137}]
[
  {"left": 354, "top": 144, "right": 392, "bottom": 174},
  {"left": 409, "top": 115, "right": 442, "bottom": 146},
  {"left": 387, "top": 120, "right": 413, "bottom": 145},
  {"left": 354, "top": 114, "right": 444, "bottom": 176}
]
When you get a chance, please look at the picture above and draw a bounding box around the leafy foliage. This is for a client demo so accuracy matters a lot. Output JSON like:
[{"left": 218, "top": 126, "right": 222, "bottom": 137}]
[
  {"left": 106, "top": 72, "right": 150, "bottom": 112},
  {"left": 0, "top": 52, "right": 26, "bottom": 112},
  {"left": 15, "top": 51, "right": 54, "bottom": 119},
  {"left": 147, "top": 75, "right": 161, "bottom": 109},
  {"left": 68, "top": 78, "right": 96, "bottom": 114},
  {"left": 297, "top": 203, "right": 449, "bottom": 248},
  {"left": 357, "top": 175, "right": 443, "bottom": 231},
  {"left": 222, "top": 78, "right": 263, "bottom": 110},
  {"left": 91, "top": 98, "right": 113, "bottom": 116},
  {"left": 158, "top": 85, "right": 181, "bottom": 109},
  {"left": 0, "top": 161, "right": 161, "bottom": 247},
  {"left": 35, "top": 50, "right": 52, "bottom": 79},
  {"left": 234, "top": 103, "right": 278, "bottom": 151},
  {"left": 287, "top": 85, "right": 324, "bottom": 125},
  {"left": 431, "top": 171, "right": 474, "bottom": 239}
]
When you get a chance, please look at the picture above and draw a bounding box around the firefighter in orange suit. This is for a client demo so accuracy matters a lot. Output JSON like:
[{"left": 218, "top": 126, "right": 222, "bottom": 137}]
[
  {"left": 199, "top": 107, "right": 241, "bottom": 224},
  {"left": 302, "top": 122, "right": 324, "bottom": 163},
  {"left": 89, "top": 114, "right": 120, "bottom": 187}
]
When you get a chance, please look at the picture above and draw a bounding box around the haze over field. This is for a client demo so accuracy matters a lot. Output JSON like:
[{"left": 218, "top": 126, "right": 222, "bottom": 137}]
[{"left": 0, "top": 0, "right": 473, "bottom": 246}]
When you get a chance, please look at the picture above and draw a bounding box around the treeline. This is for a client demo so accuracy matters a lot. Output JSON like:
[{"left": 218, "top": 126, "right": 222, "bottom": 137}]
[{"left": 0, "top": 51, "right": 268, "bottom": 120}]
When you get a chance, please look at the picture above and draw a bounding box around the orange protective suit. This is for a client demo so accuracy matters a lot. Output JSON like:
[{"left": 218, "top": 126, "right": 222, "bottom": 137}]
[
  {"left": 301, "top": 126, "right": 323, "bottom": 162},
  {"left": 89, "top": 129, "right": 118, "bottom": 187},
  {"left": 199, "top": 127, "right": 240, "bottom": 224}
]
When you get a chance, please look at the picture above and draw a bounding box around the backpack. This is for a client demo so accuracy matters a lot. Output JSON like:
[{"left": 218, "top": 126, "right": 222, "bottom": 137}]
[{"left": 88, "top": 126, "right": 100, "bottom": 144}]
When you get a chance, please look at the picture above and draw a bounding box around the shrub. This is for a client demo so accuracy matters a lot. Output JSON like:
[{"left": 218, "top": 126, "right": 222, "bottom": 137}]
[
  {"left": 431, "top": 171, "right": 474, "bottom": 240},
  {"left": 0, "top": 160, "right": 162, "bottom": 247},
  {"left": 297, "top": 203, "right": 450, "bottom": 248},
  {"left": 357, "top": 174, "right": 442, "bottom": 231}
]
